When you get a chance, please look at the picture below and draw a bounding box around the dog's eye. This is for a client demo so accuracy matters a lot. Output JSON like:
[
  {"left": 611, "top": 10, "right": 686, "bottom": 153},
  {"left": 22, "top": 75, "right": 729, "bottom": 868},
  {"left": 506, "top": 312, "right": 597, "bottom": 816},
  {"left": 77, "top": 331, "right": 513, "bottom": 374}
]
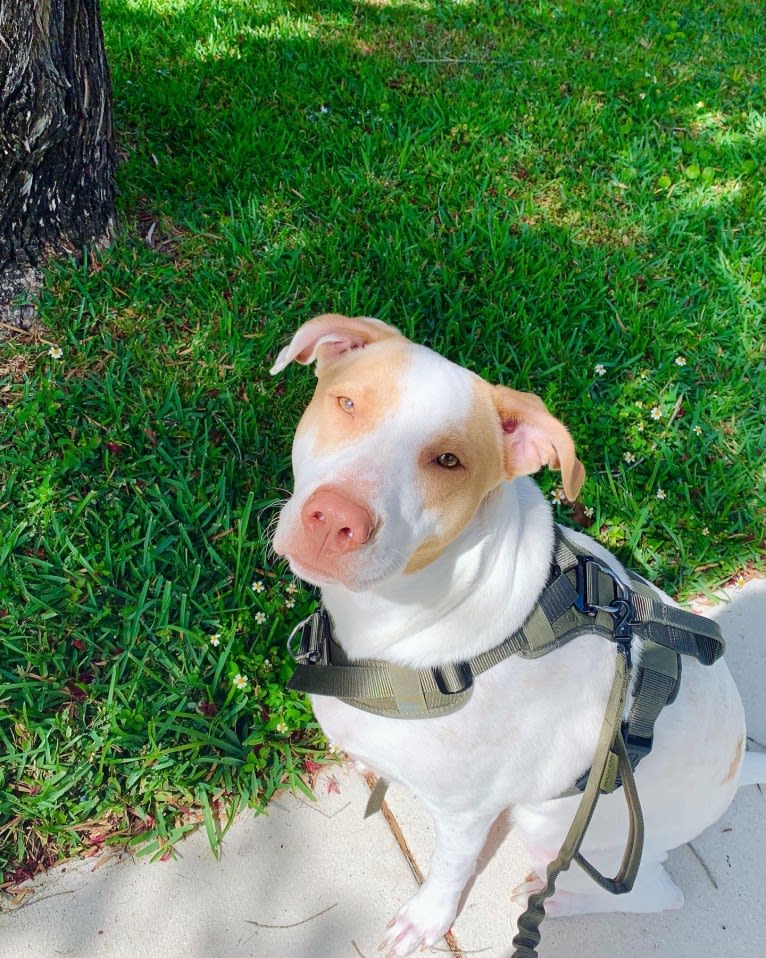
[
  {"left": 337, "top": 396, "right": 355, "bottom": 414},
  {"left": 435, "top": 452, "right": 461, "bottom": 469}
]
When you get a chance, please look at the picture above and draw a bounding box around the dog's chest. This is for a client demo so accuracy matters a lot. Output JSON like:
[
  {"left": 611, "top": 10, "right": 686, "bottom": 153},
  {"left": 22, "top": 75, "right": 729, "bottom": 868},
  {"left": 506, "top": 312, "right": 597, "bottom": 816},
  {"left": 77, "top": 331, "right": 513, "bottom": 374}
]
[
  {"left": 310, "top": 686, "right": 505, "bottom": 800},
  {"left": 308, "top": 645, "right": 615, "bottom": 806}
]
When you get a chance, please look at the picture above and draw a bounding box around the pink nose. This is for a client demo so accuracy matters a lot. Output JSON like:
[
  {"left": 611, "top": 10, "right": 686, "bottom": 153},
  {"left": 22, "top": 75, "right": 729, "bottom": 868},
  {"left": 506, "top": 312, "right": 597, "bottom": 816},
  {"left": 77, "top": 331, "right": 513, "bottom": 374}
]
[{"left": 301, "top": 489, "right": 374, "bottom": 555}]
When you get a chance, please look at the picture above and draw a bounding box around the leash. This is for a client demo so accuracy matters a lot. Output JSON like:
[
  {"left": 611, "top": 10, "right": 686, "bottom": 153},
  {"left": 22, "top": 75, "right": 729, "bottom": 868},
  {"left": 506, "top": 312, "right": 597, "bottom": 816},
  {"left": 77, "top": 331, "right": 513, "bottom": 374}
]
[{"left": 511, "top": 645, "right": 644, "bottom": 957}]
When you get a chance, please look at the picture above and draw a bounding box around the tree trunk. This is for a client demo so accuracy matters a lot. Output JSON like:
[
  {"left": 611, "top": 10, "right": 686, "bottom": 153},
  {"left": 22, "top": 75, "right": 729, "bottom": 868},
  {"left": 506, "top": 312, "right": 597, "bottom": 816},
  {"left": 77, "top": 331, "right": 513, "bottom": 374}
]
[{"left": 0, "top": 0, "right": 116, "bottom": 323}]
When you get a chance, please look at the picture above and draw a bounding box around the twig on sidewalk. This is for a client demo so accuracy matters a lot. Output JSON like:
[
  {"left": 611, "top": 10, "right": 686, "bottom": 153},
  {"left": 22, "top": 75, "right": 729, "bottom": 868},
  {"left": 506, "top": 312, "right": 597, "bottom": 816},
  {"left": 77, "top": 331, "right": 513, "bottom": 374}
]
[
  {"left": 293, "top": 794, "right": 352, "bottom": 819},
  {"left": 686, "top": 841, "right": 718, "bottom": 889},
  {"left": 363, "top": 772, "right": 424, "bottom": 886},
  {"left": 245, "top": 901, "right": 338, "bottom": 929}
]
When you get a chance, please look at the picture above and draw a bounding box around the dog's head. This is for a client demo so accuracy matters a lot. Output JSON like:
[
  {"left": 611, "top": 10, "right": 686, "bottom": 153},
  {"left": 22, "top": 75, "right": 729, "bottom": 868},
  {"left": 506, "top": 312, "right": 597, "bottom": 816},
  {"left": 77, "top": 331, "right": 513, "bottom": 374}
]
[{"left": 271, "top": 314, "right": 584, "bottom": 592}]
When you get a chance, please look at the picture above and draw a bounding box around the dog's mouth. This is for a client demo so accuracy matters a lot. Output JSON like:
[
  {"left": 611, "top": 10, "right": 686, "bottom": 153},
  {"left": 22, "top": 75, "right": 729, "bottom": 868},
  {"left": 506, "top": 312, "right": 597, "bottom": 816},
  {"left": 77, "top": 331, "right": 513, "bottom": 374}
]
[
  {"left": 283, "top": 554, "right": 343, "bottom": 588},
  {"left": 280, "top": 549, "right": 401, "bottom": 593}
]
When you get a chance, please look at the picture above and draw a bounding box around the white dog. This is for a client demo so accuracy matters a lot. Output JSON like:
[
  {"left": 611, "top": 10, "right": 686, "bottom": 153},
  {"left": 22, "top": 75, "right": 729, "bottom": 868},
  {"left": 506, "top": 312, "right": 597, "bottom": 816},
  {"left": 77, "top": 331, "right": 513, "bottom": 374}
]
[{"left": 271, "top": 314, "right": 764, "bottom": 957}]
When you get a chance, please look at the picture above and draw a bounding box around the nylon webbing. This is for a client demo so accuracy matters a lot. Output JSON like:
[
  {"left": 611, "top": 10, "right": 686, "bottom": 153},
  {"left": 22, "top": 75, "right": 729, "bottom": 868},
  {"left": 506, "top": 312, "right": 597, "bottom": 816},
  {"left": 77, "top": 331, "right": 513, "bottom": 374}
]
[
  {"left": 626, "top": 645, "right": 679, "bottom": 742},
  {"left": 511, "top": 649, "right": 644, "bottom": 958},
  {"left": 287, "top": 531, "right": 723, "bottom": 719}
]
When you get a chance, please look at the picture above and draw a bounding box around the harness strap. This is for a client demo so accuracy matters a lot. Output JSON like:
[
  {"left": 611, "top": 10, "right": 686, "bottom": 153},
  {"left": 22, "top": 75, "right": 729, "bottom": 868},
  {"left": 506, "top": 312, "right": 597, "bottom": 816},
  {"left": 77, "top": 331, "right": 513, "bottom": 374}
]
[
  {"left": 288, "top": 615, "right": 484, "bottom": 718},
  {"left": 287, "top": 532, "right": 723, "bottom": 733},
  {"left": 284, "top": 530, "right": 726, "bottom": 951},
  {"left": 287, "top": 534, "right": 723, "bottom": 804}
]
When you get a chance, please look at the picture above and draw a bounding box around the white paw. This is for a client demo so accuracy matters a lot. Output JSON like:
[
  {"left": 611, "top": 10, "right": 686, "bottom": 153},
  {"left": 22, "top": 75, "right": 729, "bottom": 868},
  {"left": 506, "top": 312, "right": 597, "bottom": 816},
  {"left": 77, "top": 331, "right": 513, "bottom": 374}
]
[
  {"left": 510, "top": 875, "right": 575, "bottom": 917},
  {"left": 378, "top": 894, "right": 453, "bottom": 957}
]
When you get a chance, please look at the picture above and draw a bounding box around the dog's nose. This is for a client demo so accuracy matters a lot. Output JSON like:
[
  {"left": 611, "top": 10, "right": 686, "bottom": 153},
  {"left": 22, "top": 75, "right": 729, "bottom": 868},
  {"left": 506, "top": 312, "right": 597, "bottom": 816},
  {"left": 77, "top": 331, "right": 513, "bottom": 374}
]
[{"left": 301, "top": 489, "right": 374, "bottom": 555}]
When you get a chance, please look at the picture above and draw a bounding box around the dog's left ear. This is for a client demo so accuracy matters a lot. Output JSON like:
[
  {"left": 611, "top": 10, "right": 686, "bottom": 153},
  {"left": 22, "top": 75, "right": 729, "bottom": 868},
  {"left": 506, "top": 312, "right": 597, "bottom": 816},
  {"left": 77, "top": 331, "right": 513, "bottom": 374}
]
[
  {"left": 270, "top": 314, "right": 403, "bottom": 375},
  {"left": 492, "top": 385, "right": 585, "bottom": 502}
]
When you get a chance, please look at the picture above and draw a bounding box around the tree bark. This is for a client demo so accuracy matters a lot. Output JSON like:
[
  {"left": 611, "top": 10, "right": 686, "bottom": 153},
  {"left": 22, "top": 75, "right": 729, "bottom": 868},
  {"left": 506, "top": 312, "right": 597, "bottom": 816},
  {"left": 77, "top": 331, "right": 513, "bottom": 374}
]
[{"left": 0, "top": 0, "right": 116, "bottom": 284}]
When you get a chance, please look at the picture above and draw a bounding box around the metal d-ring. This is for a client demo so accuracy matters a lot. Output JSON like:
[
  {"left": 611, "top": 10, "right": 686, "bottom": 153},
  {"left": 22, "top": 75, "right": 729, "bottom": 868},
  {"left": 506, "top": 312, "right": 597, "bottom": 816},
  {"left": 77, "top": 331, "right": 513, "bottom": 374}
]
[{"left": 287, "top": 615, "right": 313, "bottom": 661}]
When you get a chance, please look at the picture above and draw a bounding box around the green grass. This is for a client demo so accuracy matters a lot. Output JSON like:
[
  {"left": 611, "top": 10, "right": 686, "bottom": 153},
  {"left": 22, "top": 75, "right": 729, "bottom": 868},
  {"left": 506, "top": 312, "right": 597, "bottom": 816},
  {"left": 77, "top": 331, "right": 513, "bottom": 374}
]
[{"left": 1, "top": 0, "right": 764, "bottom": 884}]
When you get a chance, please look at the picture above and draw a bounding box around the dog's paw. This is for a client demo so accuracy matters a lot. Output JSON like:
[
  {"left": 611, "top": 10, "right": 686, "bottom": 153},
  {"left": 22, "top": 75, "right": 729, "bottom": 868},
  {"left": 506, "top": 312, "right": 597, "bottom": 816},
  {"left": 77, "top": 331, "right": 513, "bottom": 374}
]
[
  {"left": 510, "top": 875, "right": 582, "bottom": 917},
  {"left": 378, "top": 895, "right": 453, "bottom": 957}
]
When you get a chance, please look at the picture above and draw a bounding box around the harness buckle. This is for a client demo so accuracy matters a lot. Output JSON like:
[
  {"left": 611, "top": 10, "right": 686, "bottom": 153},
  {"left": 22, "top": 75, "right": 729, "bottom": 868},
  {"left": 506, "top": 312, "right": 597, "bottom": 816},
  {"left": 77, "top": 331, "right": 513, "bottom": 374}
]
[
  {"left": 575, "top": 556, "right": 635, "bottom": 664},
  {"left": 622, "top": 724, "right": 654, "bottom": 771}
]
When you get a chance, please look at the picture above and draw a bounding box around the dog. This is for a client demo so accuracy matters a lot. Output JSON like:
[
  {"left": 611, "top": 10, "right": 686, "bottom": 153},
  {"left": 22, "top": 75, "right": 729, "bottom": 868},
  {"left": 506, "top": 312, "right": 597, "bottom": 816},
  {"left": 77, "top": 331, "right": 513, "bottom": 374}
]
[{"left": 271, "top": 314, "right": 764, "bottom": 957}]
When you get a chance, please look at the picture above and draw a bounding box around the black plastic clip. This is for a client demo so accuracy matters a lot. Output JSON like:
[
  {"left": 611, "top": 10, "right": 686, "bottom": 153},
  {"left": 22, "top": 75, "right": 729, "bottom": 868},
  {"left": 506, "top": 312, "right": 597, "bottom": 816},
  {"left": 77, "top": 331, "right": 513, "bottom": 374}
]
[
  {"left": 575, "top": 556, "right": 635, "bottom": 666},
  {"left": 432, "top": 660, "right": 474, "bottom": 696}
]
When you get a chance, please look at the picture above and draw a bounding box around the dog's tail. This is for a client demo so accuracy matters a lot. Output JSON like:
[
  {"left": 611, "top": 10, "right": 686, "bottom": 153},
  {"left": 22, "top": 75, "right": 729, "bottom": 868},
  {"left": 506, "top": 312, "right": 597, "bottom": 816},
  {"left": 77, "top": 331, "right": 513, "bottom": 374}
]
[{"left": 739, "top": 748, "right": 766, "bottom": 787}]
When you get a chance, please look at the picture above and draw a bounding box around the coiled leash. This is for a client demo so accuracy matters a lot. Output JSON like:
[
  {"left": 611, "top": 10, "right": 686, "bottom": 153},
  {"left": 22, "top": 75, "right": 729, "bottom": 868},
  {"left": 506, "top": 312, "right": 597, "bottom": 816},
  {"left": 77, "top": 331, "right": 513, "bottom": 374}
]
[
  {"left": 510, "top": 644, "right": 643, "bottom": 957},
  {"left": 286, "top": 529, "right": 724, "bottom": 956}
]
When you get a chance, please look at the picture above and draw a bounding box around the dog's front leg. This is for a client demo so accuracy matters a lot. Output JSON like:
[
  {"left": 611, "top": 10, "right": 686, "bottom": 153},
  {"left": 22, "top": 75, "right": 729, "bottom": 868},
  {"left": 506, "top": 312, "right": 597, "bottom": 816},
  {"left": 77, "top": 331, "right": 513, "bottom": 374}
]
[{"left": 380, "top": 807, "right": 499, "bottom": 957}]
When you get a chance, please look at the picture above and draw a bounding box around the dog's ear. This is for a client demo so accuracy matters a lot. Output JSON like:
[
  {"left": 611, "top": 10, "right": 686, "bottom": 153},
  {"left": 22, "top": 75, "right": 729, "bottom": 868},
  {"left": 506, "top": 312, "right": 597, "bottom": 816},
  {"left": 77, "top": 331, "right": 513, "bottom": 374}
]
[
  {"left": 492, "top": 385, "right": 585, "bottom": 502},
  {"left": 270, "top": 314, "right": 404, "bottom": 375}
]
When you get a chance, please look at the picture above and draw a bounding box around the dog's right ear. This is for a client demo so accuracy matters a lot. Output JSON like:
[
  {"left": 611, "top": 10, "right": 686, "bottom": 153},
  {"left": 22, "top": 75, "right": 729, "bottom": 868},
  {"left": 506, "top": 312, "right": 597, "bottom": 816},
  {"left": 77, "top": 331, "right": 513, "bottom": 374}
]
[{"left": 270, "top": 314, "right": 404, "bottom": 375}]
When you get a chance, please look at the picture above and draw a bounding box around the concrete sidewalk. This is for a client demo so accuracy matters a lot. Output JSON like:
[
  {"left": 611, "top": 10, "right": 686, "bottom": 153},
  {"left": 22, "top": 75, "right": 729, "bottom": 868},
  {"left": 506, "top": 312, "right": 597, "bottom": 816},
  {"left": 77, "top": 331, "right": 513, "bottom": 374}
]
[{"left": 1, "top": 580, "right": 764, "bottom": 958}]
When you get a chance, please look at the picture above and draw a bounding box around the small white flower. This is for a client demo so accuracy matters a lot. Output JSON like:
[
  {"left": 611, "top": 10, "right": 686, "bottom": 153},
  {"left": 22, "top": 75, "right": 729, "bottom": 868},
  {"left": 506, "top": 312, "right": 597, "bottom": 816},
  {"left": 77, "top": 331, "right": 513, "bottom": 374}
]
[
  {"left": 735, "top": 574, "right": 746, "bottom": 589},
  {"left": 232, "top": 673, "right": 248, "bottom": 690},
  {"left": 262, "top": 658, "right": 272, "bottom": 671},
  {"left": 251, "top": 580, "right": 265, "bottom": 593},
  {"left": 637, "top": 421, "right": 645, "bottom": 432},
  {"left": 285, "top": 581, "right": 299, "bottom": 594},
  {"left": 594, "top": 363, "right": 607, "bottom": 377},
  {"left": 284, "top": 598, "right": 295, "bottom": 609},
  {"left": 650, "top": 406, "right": 662, "bottom": 421},
  {"left": 634, "top": 400, "right": 644, "bottom": 409},
  {"left": 550, "top": 488, "right": 567, "bottom": 506},
  {"left": 584, "top": 506, "right": 595, "bottom": 518},
  {"left": 656, "top": 488, "right": 666, "bottom": 500},
  {"left": 623, "top": 452, "right": 636, "bottom": 464},
  {"left": 276, "top": 721, "right": 288, "bottom": 734},
  {"left": 48, "top": 345, "right": 64, "bottom": 360},
  {"left": 209, "top": 633, "right": 221, "bottom": 647},
  {"left": 319, "top": 105, "right": 329, "bottom": 114},
  {"left": 254, "top": 611, "right": 267, "bottom": 625},
  {"left": 702, "top": 527, "right": 710, "bottom": 536},
  {"left": 674, "top": 356, "right": 687, "bottom": 367},
  {"left": 692, "top": 425, "right": 702, "bottom": 436}
]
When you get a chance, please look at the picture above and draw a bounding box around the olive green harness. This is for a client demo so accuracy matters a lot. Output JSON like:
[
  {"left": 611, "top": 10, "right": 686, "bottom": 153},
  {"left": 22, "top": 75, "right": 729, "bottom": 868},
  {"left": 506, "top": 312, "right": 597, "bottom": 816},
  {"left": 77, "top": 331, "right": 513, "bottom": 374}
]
[{"left": 286, "top": 530, "right": 724, "bottom": 958}]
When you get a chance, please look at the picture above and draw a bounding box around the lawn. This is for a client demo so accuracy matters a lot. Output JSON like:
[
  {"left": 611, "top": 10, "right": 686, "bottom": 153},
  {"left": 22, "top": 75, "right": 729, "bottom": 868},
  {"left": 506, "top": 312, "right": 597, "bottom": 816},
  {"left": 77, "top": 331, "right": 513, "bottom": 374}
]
[{"left": 1, "top": 0, "right": 763, "bottom": 884}]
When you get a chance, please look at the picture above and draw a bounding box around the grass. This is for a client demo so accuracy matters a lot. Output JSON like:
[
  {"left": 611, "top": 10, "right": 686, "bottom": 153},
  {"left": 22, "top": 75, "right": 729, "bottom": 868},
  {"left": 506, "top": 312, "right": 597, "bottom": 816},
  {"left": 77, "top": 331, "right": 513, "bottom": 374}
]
[{"left": 1, "top": 0, "right": 764, "bottom": 884}]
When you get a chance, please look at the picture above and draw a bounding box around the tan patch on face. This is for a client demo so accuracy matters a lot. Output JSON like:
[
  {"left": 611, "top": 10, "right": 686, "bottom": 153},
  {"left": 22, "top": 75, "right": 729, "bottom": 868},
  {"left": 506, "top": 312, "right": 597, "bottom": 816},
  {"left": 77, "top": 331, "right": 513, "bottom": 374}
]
[
  {"left": 295, "top": 338, "right": 409, "bottom": 452},
  {"left": 721, "top": 734, "right": 744, "bottom": 784},
  {"left": 405, "top": 377, "right": 506, "bottom": 574}
]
